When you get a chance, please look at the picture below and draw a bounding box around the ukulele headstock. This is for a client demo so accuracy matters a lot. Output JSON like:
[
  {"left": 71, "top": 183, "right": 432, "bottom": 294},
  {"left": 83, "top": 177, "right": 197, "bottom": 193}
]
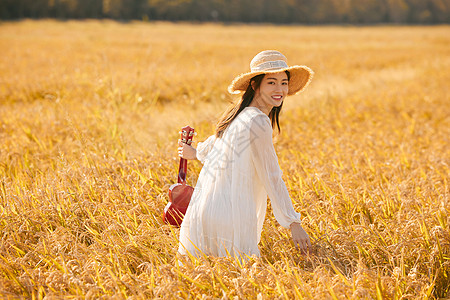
[{"left": 180, "top": 126, "right": 195, "bottom": 145}]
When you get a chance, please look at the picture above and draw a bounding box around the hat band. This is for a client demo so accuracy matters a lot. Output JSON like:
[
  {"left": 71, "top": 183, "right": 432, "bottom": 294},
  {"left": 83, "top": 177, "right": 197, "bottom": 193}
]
[{"left": 251, "top": 60, "right": 288, "bottom": 72}]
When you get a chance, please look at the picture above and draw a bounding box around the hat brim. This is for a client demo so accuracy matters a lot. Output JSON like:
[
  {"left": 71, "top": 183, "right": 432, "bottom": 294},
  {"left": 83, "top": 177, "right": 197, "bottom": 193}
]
[{"left": 227, "top": 65, "right": 314, "bottom": 96}]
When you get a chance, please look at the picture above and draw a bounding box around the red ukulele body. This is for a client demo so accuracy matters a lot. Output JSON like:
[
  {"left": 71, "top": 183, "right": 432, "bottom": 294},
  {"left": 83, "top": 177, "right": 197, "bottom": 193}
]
[{"left": 163, "top": 126, "right": 195, "bottom": 227}]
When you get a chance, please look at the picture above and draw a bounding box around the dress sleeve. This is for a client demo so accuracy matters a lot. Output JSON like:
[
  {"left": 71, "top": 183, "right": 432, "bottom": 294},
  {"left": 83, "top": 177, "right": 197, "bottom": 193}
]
[
  {"left": 250, "top": 115, "right": 301, "bottom": 228},
  {"left": 196, "top": 135, "right": 216, "bottom": 164}
]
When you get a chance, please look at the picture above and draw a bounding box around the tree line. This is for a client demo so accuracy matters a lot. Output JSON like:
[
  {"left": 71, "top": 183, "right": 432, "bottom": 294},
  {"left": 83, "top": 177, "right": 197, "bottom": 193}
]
[{"left": 1, "top": 0, "right": 449, "bottom": 24}]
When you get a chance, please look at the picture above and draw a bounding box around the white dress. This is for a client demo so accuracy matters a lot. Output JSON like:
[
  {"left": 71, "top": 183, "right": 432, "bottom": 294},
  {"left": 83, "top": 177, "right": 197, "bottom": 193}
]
[{"left": 178, "top": 106, "right": 301, "bottom": 258}]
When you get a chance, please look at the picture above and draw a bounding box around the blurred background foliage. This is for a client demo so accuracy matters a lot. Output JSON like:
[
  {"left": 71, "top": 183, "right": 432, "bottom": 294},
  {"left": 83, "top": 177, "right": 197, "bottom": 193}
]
[{"left": 0, "top": 0, "right": 449, "bottom": 23}]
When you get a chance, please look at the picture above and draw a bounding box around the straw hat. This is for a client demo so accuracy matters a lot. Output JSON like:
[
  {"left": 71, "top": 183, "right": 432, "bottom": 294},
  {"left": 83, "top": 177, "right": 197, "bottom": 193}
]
[{"left": 228, "top": 50, "right": 313, "bottom": 96}]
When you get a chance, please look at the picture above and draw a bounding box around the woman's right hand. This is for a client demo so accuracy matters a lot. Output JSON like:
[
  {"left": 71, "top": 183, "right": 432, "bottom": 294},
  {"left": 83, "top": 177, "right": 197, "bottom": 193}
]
[{"left": 178, "top": 140, "right": 197, "bottom": 160}]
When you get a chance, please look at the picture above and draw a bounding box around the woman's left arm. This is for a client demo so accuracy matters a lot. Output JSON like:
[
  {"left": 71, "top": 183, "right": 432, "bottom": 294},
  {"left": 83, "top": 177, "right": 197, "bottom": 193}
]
[{"left": 250, "top": 115, "right": 311, "bottom": 253}]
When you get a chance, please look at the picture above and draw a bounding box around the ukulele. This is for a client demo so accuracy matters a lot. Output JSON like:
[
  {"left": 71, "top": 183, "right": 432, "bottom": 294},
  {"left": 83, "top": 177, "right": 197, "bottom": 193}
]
[{"left": 163, "top": 125, "right": 195, "bottom": 227}]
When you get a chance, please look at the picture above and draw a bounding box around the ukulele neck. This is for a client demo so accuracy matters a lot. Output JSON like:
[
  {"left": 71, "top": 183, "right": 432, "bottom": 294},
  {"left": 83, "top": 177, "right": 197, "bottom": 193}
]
[
  {"left": 178, "top": 126, "right": 194, "bottom": 184},
  {"left": 178, "top": 158, "right": 187, "bottom": 183}
]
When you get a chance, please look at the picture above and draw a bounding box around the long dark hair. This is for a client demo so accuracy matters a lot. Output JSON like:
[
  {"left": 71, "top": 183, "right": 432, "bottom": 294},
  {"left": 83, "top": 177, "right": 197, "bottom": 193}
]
[{"left": 215, "top": 71, "right": 290, "bottom": 138}]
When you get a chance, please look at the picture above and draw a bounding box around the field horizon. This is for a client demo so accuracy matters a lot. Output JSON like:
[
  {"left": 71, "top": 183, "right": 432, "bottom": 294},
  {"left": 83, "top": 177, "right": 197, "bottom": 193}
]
[{"left": 0, "top": 20, "right": 449, "bottom": 299}]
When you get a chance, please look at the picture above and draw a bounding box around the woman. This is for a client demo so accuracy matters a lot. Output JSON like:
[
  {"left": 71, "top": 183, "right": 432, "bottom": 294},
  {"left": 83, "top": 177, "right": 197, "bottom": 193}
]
[{"left": 177, "top": 50, "right": 313, "bottom": 259}]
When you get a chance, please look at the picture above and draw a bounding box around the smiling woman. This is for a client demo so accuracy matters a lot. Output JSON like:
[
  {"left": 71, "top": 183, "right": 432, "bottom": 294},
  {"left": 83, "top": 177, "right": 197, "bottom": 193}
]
[
  {"left": 249, "top": 72, "right": 289, "bottom": 115},
  {"left": 177, "top": 50, "right": 314, "bottom": 260},
  {"left": 215, "top": 72, "right": 289, "bottom": 139}
]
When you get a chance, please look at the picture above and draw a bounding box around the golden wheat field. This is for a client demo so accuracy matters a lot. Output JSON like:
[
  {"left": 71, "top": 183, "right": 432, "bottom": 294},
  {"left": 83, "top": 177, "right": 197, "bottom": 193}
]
[{"left": 0, "top": 20, "right": 449, "bottom": 299}]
